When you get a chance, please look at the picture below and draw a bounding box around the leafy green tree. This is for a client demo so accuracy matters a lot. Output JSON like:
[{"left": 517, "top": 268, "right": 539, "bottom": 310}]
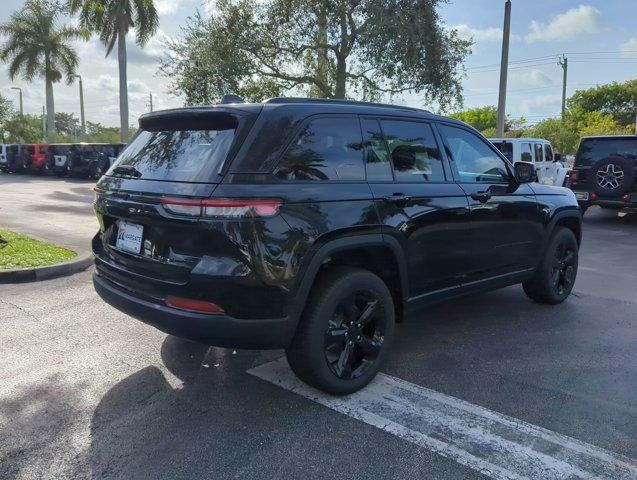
[
  {"left": 0, "top": 1, "right": 87, "bottom": 141},
  {"left": 85, "top": 121, "right": 122, "bottom": 143},
  {"left": 160, "top": 0, "right": 471, "bottom": 108},
  {"left": 450, "top": 105, "right": 525, "bottom": 133},
  {"left": 0, "top": 93, "right": 15, "bottom": 139},
  {"left": 568, "top": 80, "right": 637, "bottom": 126},
  {"left": 54, "top": 112, "right": 81, "bottom": 137},
  {"left": 70, "top": 0, "right": 159, "bottom": 142},
  {"left": 2, "top": 114, "right": 44, "bottom": 143}
]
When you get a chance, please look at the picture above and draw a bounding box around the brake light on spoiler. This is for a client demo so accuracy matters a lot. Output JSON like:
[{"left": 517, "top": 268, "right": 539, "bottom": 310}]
[{"left": 161, "top": 197, "right": 282, "bottom": 218}]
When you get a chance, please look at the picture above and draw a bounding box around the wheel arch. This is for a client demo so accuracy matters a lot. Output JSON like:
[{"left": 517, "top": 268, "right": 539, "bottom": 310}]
[{"left": 290, "top": 234, "right": 408, "bottom": 325}]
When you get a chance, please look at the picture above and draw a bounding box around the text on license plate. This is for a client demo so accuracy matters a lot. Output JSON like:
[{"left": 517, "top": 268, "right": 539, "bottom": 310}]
[{"left": 116, "top": 221, "right": 144, "bottom": 254}]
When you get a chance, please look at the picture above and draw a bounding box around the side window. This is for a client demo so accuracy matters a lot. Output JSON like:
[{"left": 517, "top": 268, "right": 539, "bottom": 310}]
[
  {"left": 380, "top": 120, "right": 445, "bottom": 182},
  {"left": 544, "top": 144, "right": 554, "bottom": 162},
  {"left": 275, "top": 117, "right": 364, "bottom": 181},
  {"left": 534, "top": 144, "right": 543, "bottom": 163},
  {"left": 439, "top": 125, "right": 511, "bottom": 183},
  {"left": 520, "top": 143, "right": 533, "bottom": 163},
  {"left": 361, "top": 118, "right": 393, "bottom": 181}
]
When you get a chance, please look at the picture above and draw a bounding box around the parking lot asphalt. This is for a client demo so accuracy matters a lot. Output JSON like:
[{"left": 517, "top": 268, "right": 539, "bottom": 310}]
[{"left": 1, "top": 175, "right": 636, "bottom": 479}]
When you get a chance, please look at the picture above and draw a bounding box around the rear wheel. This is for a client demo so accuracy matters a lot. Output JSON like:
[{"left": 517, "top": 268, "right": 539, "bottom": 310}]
[
  {"left": 523, "top": 227, "right": 578, "bottom": 304},
  {"left": 286, "top": 267, "right": 395, "bottom": 395}
]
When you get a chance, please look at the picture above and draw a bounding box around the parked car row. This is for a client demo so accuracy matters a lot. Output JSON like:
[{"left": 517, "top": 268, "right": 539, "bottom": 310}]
[{"left": 0, "top": 143, "right": 125, "bottom": 179}]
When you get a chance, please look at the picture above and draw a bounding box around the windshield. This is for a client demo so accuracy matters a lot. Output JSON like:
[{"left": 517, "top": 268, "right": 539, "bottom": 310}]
[
  {"left": 576, "top": 138, "right": 637, "bottom": 166},
  {"left": 491, "top": 141, "right": 513, "bottom": 161},
  {"left": 107, "top": 128, "right": 236, "bottom": 182}
]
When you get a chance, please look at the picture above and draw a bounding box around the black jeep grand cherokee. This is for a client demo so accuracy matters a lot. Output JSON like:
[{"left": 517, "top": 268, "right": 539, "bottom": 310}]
[{"left": 93, "top": 98, "right": 582, "bottom": 394}]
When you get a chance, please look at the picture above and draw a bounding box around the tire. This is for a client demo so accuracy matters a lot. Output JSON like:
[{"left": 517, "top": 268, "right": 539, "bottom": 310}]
[
  {"left": 591, "top": 157, "right": 635, "bottom": 197},
  {"left": 523, "top": 227, "right": 578, "bottom": 305},
  {"left": 286, "top": 266, "right": 395, "bottom": 395}
]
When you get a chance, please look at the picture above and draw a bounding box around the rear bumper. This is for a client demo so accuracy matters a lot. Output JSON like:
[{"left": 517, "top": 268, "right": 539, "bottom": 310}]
[
  {"left": 93, "top": 272, "right": 297, "bottom": 349},
  {"left": 573, "top": 191, "right": 637, "bottom": 210}
]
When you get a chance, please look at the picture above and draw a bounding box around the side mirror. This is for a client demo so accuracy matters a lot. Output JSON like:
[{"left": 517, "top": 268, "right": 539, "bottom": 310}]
[
  {"left": 514, "top": 161, "right": 535, "bottom": 183},
  {"left": 553, "top": 152, "right": 562, "bottom": 163}
]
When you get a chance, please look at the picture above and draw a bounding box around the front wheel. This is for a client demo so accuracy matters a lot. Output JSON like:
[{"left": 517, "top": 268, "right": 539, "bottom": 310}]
[
  {"left": 286, "top": 267, "right": 395, "bottom": 395},
  {"left": 523, "top": 227, "right": 578, "bottom": 304}
]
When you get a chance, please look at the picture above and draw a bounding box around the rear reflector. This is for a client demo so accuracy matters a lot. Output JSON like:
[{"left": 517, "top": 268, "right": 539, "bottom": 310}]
[
  {"left": 590, "top": 193, "right": 598, "bottom": 200},
  {"left": 623, "top": 194, "right": 631, "bottom": 202},
  {"left": 165, "top": 296, "right": 224, "bottom": 314},
  {"left": 161, "top": 197, "right": 282, "bottom": 218}
]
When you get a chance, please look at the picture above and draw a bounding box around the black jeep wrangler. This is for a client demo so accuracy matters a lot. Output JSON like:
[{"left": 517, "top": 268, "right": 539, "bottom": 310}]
[
  {"left": 569, "top": 135, "right": 637, "bottom": 214},
  {"left": 93, "top": 98, "right": 582, "bottom": 394}
]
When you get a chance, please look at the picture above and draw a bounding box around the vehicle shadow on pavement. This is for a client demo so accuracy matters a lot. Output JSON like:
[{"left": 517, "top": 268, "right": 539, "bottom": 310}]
[{"left": 87, "top": 334, "right": 480, "bottom": 480}]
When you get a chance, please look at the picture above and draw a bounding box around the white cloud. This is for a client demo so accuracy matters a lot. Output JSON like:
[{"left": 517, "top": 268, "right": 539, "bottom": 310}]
[
  {"left": 450, "top": 24, "right": 520, "bottom": 44},
  {"left": 518, "top": 94, "right": 562, "bottom": 116},
  {"left": 620, "top": 38, "right": 637, "bottom": 58},
  {"left": 155, "top": 0, "right": 182, "bottom": 14},
  {"left": 526, "top": 5, "right": 602, "bottom": 43},
  {"left": 511, "top": 70, "right": 554, "bottom": 88}
]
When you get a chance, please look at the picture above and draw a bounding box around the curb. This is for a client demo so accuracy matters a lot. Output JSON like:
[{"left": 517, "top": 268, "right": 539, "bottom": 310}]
[{"left": 0, "top": 251, "right": 94, "bottom": 284}]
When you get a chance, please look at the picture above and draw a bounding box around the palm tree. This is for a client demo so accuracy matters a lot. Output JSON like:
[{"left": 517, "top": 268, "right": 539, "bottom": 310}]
[
  {"left": 70, "top": 0, "right": 159, "bottom": 142},
  {"left": 0, "top": 1, "right": 87, "bottom": 141}
]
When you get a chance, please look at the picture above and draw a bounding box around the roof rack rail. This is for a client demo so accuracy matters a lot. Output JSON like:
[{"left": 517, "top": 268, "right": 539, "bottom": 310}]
[{"left": 264, "top": 97, "right": 430, "bottom": 113}]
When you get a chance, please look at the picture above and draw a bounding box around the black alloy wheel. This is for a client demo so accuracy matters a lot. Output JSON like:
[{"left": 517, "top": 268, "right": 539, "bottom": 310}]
[
  {"left": 550, "top": 241, "right": 577, "bottom": 297},
  {"left": 523, "top": 227, "right": 578, "bottom": 304},
  {"left": 324, "top": 292, "right": 386, "bottom": 380},
  {"left": 286, "top": 267, "right": 395, "bottom": 395}
]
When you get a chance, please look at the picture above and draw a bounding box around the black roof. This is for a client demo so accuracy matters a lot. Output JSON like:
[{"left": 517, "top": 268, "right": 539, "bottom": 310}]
[{"left": 139, "top": 97, "right": 464, "bottom": 127}]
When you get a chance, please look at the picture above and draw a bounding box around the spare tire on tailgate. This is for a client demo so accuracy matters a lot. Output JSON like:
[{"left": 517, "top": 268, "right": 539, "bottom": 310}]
[{"left": 591, "top": 156, "right": 635, "bottom": 196}]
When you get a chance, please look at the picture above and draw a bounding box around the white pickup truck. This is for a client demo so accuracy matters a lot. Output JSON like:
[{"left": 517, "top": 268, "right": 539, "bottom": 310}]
[{"left": 489, "top": 137, "right": 570, "bottom": 187}]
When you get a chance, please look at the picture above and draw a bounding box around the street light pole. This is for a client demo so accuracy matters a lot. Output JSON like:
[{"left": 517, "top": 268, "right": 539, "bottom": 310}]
[
  {"left": 10, "top": 87, "right": 23, "bottom": 116},
  {"left": 496, "top": 0, "right": 512, "bottom": 137},
  {"left": 72, "top": 74, "right": 86, "bottom": 141}
]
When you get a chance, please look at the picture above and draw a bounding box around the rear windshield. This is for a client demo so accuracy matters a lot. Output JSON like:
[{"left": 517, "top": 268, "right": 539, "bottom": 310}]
[
  {"left": 108, "top": 128, "right": 236, "bottom": 182},
  {"left": 491, "top": 141, "right": 513, "bottom": 161},
  {"left": 8, "top": 145, "right": 19, "bottom": 154},
  {"left": 576, "top": 138, "right": 637, "bottom": 166}
]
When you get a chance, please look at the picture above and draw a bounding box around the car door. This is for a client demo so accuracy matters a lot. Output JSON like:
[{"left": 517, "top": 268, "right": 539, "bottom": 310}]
[
  {"left": 362, "top": 117, "right": 470, "bottom": 298},
  {"left": 437, "top": 124, "right": 542, "bottom": 284}
]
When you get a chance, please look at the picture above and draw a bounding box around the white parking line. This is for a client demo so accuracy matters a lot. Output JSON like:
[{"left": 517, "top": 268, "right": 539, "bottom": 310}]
[{"left": 248, "top": 358, "right": 637, "bottom": 480}]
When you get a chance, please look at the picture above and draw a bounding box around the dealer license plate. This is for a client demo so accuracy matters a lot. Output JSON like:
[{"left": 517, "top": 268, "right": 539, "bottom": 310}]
[
  {"left": 115, "top": 221, "right": 144, "bottom": 254},
  {"left": 574, "top": 192, "right": 589, "bottom": 201}
]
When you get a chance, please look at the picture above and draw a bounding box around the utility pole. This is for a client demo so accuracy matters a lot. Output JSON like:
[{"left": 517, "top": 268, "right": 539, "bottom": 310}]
[
  {"left": 496, "top": 0, "right": 511, "bottom": 137},
  {"left": 11, "top": 87, "right": 23, "bottom": 116},
  {"left": 72, "top": 74, "right": 86, "bottom": 141},
  {"left": 559, "top": 55, "right": 568, "bottom": 122}
]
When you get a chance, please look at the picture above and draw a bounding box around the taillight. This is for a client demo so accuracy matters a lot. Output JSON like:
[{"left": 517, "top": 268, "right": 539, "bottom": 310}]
[
  {"left": 590, "top": 193, "right": 598, "bottom": 201},
  {"left": 568, "top": 170, "right": 580, "bottom": 181},
  {"left": 166, "top": 296, "right": 224, "bottom": 314},
  {"left": 622, "top": 194, "right": 631, "bottom": 202},
  {"left": 161, "top": 197, "right": 282, "bottom": 218}
]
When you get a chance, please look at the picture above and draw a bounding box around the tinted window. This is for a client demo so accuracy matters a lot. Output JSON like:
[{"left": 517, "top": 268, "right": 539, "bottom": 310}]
[
  {"left": 381, "top": 120, "right": 445, "bottom": 182},
  {"left": 440, "top": 125, "right": 511, "bottom": 183},
  {"left": 492, "top": 141, "right": 513, "bottom": 161},
  {"left": 534, "top": 144, "right": 543, "bottom": 162},
  {"left": 27, "top": 146, "right": 35, "bottom": 154},
  {"left": 544, "top": 144, "right": 553, "bottom": 162},
  {"left": 361, "top": 118, "right": 392, "bottom": 181},
  {"left": 576, "top": 138, "right": 637, "bottom": 167},
  {"left": 520, "top": 143, "right": 532, "bottom": 162},
  {"left": 109, "top": 128, "right": 236, "bottom": 182},
  {"left": 275, "top": 117, "right": 364, "bottom": 181}
]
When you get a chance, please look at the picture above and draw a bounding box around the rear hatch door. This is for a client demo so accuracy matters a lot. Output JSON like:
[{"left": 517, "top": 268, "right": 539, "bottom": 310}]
[{"left": 94, "top": 107, "right": 259, "bottom": 289}]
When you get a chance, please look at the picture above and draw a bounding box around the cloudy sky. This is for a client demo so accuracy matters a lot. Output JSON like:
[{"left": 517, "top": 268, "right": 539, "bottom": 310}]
[{"left": 1, "top": 0, "right": 636, "bottom": 127}]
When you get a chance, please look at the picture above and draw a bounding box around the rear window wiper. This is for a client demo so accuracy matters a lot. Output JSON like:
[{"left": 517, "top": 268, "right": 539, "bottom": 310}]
[{"left": 112, "top": 165, "right": 142, "bottom": 178}]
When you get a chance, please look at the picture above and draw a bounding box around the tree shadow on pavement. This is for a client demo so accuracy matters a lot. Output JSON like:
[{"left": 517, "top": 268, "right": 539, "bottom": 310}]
[{"left": 0, "top": 374, "right": 89, "bottom": 479}]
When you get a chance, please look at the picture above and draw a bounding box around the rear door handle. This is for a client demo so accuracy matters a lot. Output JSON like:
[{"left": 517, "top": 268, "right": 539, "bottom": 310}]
[
  {"left": 384, "top": 193, "right": 411, "bottom": 203},
  {"left": 470, "top": 191, "right": 491, "bottom": 203}
]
